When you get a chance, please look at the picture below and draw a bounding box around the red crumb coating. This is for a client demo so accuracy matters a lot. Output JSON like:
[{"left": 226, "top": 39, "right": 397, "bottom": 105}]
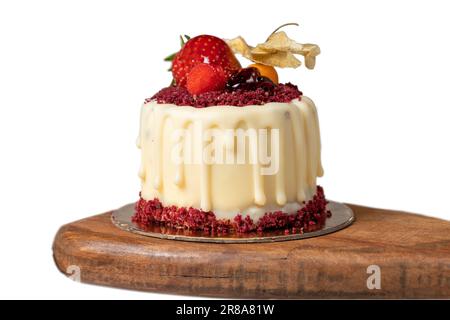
[
  {"left": 132, "top": 186, "right": 330, "bottom": 234},
  {"left": 146, "top": 83, "right": 302, "bottom": 108}
]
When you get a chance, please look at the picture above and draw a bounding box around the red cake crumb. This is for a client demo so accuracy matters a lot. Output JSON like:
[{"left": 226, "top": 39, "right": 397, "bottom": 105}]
[
  {"left": 146, "top": 83, "right": 302, "bottom": 108},
  {"left": 132, "top": 186, "right": 330, "bottom": 234}
]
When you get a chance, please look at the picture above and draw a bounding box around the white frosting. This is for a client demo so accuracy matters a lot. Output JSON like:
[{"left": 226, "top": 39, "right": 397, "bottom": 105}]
[{"left": 137, "top": 97, "right": 323, "bottom": 221}]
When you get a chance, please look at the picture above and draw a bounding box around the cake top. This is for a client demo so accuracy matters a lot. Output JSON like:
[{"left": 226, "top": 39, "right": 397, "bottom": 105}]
[
  {"left": 147, "top": 23, "right": 319, "bottom": 107},
  {"left": 149, "top": 83, "right": 302, "bottom": 108}
]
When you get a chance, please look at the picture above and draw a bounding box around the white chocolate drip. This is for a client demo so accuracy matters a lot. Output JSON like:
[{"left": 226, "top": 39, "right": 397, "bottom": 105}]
[{"left": 137, "top": 97, "right": 323, "bottom": 220}]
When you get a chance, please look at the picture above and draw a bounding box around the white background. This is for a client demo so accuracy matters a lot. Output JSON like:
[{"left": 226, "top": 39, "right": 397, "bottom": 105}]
[{"left": 0, "top": 0, "right": 449, "bottom": 299}]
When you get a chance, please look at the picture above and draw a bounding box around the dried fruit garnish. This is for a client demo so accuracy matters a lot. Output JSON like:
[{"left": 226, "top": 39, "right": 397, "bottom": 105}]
[{"left": 226, "top": 23, "right": 320, "bottom": 69}]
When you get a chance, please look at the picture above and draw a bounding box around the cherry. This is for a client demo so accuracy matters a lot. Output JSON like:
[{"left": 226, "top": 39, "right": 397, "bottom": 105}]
[
  {"left": 226, "top": 67, "right": 275, "bottom": 91},
  {"left": 256, "top": 76, "right": 275, "bottom": 91},
  {"left": 226, "top": 67, "right": 260, "bottom": 89}
]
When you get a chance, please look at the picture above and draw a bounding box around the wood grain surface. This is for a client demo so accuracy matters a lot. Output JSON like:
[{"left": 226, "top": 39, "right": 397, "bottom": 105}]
[{"left": 52, "top": 204, "right": 450, "bottom": 298}]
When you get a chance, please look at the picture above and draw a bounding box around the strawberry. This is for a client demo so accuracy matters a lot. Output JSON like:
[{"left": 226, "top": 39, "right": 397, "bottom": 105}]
[
  {"left": 172, "top": 35, "right": 241, "bottom": 87},
  {"left": 186, "top": 63, "right": 227, "bottom": 95}
]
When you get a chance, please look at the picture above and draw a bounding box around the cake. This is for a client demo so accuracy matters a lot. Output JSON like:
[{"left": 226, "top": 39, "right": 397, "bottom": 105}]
[{"left": 133, "top": 25, "right": 330, "bottom": 234}]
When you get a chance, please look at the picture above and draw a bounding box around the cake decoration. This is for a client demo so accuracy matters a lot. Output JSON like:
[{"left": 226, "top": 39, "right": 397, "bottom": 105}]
[
  {"left": 149, "top": 83, "right": 302, "bottom": 107},
  {"left": 166, "top": 34, "right": 241, "bottom": 93},
  {"left": 133, "top": 186, "right": 330, "bottom": 234},
  {"left": 226, "top": 22, "right": 320, "bottom": 69},
  {"left": 163, "top": 23, "right": 319, "bottom": 96}
]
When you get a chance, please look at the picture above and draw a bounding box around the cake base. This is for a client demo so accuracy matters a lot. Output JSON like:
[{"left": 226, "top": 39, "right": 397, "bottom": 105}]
[
  {"left": 52, "top": 204, "right": 450, "bottom": 298},
  {"left": 112, "top": 201, "right": 353, "bottom": 243}
]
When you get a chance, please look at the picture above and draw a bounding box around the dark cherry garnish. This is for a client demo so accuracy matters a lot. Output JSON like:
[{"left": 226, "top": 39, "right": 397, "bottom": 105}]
[
  {"left": 226, "top": 67, "right": 260, "bottom": 89},
  {"left": 256, "top": 76, "right": 275, "bottom": 91},
  {"left": 226, "top": 67, "right": 275, "bottom": 91}
]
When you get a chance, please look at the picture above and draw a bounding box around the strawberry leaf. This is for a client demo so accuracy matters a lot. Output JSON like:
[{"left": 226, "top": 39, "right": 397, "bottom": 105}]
[
  {"left": 164, "top": 53, "right": 176, "bottom": 62},
  {"left": 164, "top": 34, "right": 191, "bottom": 64},
  {"left": 180, "top": 35, "right": 191, "bottom": 47}
]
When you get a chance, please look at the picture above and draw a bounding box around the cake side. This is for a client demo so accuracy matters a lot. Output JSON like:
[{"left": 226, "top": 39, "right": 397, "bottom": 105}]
[
  {"left": 136, "top": 95, "right": 323, "bottom": 222},
  {"left": 133, "top": 186, "right": 329, "bottom": 233}
]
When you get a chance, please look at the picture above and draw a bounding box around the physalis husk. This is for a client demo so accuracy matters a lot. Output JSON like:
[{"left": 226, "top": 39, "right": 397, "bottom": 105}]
[{"left": 226, "top": 30, "right": 320, "bottom": 69}]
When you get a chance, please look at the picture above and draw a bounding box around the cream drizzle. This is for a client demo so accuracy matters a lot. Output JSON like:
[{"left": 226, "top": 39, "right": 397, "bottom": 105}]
[{"left": 137, "top": 97, "right": 323, "bottom": 215}]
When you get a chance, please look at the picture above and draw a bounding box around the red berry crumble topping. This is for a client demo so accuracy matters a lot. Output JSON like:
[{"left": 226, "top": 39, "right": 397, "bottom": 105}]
[
  {"left": 147, "top": 83, "right": 302, "bottom": 108},
  {"left": 132, "top": 186, "right": 330, "bottom": 234}
]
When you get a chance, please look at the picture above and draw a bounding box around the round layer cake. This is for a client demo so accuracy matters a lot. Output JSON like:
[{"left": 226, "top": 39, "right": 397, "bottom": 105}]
[
  {"left": 133, "top": 84, "right": 329, "bottom": 233},
  {"left": 133, "top": 31, "right": 327, "bottom": 233}
]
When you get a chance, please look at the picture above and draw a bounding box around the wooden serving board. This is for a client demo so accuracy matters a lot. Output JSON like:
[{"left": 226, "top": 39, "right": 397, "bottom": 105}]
[{"left": 52, "top": 204, "right": 450, "bottom": 298}]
